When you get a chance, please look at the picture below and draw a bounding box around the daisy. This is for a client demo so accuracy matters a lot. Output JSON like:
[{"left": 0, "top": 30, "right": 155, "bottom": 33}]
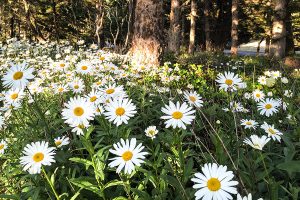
[
  {"left": 104, "top": 97, "right": 137, "bottom": 126},
  {"left": 108, "top": 138, "right": 148, "bottom": 174},
  {"left": 145, "top": 126, "right": 159, "bottom": 139},
  {"left": 101, "top": 84, "right": 126, "bottom": 99},
  {"left": 2, "top": 62, "right": 34, "bottom": 89},
  {"left": 252, "top": 89, "right": 265, "bottom": 102},
  {"left": 261, "top": 122, "right": 283, "bottom": 142},
  {"left": 71, "top": 122, "right": 90, "bottom": 135},
  {"left": 54, "top": 136, "right": 70, "bottom": 148},
  {"left": 0, "top": 140, "right": 7, "bottom": 154},
  {"left": 191, "top": 163, "right": 238, "bottom": 200},
  {"left": 95, "top": 105, "right": 104, "bottom": 116},
  {"left": 243, "top": 135, "right": 270, "bottom": 150},
  {"left": 76, "top": 61, "right": 93, "bottom": 74},
  {"left": 3, "top": 88, "right": 25, "bottom": 104},
  {"left": 85, "top": 89, "right": 102, "bottom": 105},
  {"left": 240, "top": 119, "right": 258, "bottom": 129},
  {"left": 237, "top": 193, "right": 263, "bottom": 200},
  {"left": 183, "top": 91, "right": 203, "bottom": 107},
  {"left": 215, "top": 72, "right": 243, "bottom": 92},
  {"left": 20, "top": 141, "right": 56, "bottom": 174},
  {"left": 161, "top": 101, "right": 195, "bottom": 129},
  {"left": 69, "top": 78, "right": 85, "bottom": 94},
  {"left": 62, "top": 96, "right": 95, "bottom": 126},
  {"left": 257, "top": 98, "right": 280, "bottom": 117},
  {"left": 257, "top": 76, "right": 267, "bottom": 85},
  {"left": 54, "top": 84, "right": 69, "bottom": 94}
]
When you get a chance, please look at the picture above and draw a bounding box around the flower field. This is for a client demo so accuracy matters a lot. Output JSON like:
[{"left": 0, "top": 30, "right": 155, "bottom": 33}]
[{"left": 0, "top": 40, "right": 299, "bottom": 200}]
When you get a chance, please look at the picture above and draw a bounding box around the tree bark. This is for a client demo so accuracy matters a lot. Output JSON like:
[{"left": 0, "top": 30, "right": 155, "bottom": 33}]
[
  {"left": 270, "top": 0, "right": 287, "bottom": 58},
  {"left": 188, "top": 0, "right": 197, "bottom": 54},
  {"left": 285, "top": 0, "right": 294, "bottom": 55},
  {"left": 167, "top": 0, "right": 181, "bottom": 54},
  {"left": 125, "top": 0, "right": 135, "bottom": 48},
  {"left": 231, "top": 0, "right": 239, "bottom": 56},
  {"left": 95, "top": 0, "right": 105, "bottom": 47},
  {"left": 129, "top": 0, "right": 163, "bottom": 67},
  {"left": 204, "top": 0, "right": 212, "bottom": 51}
]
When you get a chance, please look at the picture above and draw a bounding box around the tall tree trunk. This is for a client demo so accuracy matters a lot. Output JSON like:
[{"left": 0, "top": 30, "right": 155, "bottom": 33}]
[
  {"left": 188, "top": 0, "right": 197, "bottom": 54},
  {"left": 285, "top": 0, "right": 294, "bottom": 55},
  {"left": 125, "top": 0, "right": 135, "bottom": 48},
  {"left": 270, "top": 0, "right": 287, "bottom": 58},
  {"left": 129, "top": 0, "right": 163, "bottom": 67},
  {"left": 10, "top": 16, "right": 15, "bottom": 38},
  {"left": 52, "top": 0, "right": 59, "bottom": 41},
  {"left": 168, "top": 0, "right": 181, "bottom": 54},
  {"left": 231, "top": 0, "right": 239, "bottom": 56},
  {"left": 265, "top": 8, "right": 272, "bottom": 56},
  {"left": 95, "top": 0, "right": 105, "bottom": 47},
  {"left": 204, "top": 0, "right": 212, "bottom": 51}
]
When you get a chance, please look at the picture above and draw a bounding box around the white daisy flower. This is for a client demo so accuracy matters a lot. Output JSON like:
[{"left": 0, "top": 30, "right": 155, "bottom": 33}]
[
  {"left": 240, "top": 119, "right": 258, "bottom": 129},
  {"left": 76, "top": 61, "right": 93, "bottom": 74},
  {"left": 69, "top": 78, "right": 85, "bottom": 94},
  {"left": 145, "top": 126, "right": 159, "bottom": 139},
  {"left": 281, "top": 77, "right": 288, "bottom": 84},
  {"left": 191, "top": 163, "right": 238, "bottom": 200},
  {"left": 0, "top": 139, "right": 8, "bottom": 154},
  {"left": 252, "top": 89, "right": 265, "bottom": 102},
  {"left": 244, "top": 135, "right": 270, "bottom": 150},
  {"left": 104, "top": 97, "right": 137, "bottom": 126},
  {"left": 183, "top": 91, "right": 203, "bottom": 108},
  {"left": 257, "top": 76, "right": 267, "bottom": 85},
  {"left": 108, "top": 138, "right": 148, "bottom": 174},
  {"left": 101, "top": 84, "right": 126, "bottom": 99},
  {"left": 20, "top": 141, "right": 56, "bottom": 174},
  {"left": 215, "top": 72, "right": 243, "bottom": 92},
  {"left": 261, "top": 122, "right": 283, "bottom": 142},
  {"left": 257, "top": 98, "right": 280, "bottom": 117},
  {"left": 54, "top": 136, "right": 70, "bottom": 148},
  {"left": 95, "top": 105, "right": 104, "bottom": 116},
  {"left": 85, "top": 89, "right": 102, "bottom": 105},
  {"left": 271, "top": 71, "right": 281, "bottom": 79},
  {"left": 244, "top": 92, "right": 251, "bottom": 99},
  {"left": 2, "top": 62, "right": 34, "bottom": 89},
  {"left": 54, "top": 84, "right": 69, "bottom": 94},
  {"left": 71, "top": 122, "right": 90, "bottom": 135},
  {"left": 3, "top": 88, "right": 25, "bottom": 104},
  {"left": 161, "top": 101, "right": 195, "bottom": 129},
  {"left": 62, "top": 96, "right": 95, "bottom": 126}
]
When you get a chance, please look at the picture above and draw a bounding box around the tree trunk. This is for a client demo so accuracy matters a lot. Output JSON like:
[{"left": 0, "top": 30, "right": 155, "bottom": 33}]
[
  {"left": 10, "top": 16, "right": 15, "bottom": 38},
  {"left": 52, "top": 0, "right": 59, "bottom": 41},
  {"left": 204, "top": 0, "right": 212, "bottom": 51},
  {"left": 285, "top": 0, "right": 294, "bottom": 55},
  {"left": 188, "top": 0, "right": 197, "bottom": 54},
  {"left": 167, "top": 0, "right": 181, "bottom": 54},
  {"left": 129, "top": 0, "right": 163, "bottom": 67},
  {"left": 230, "top": 0, "right": 239, "bottom": 56},
  {"left": 270, "top": 0, "right": 287, "bottom": 58},
  {"left": 125, "top": 0, "right": 135, "bottom": 48},
  {"left": 95, "top": 0, "right": 105, "bottom": 47}
]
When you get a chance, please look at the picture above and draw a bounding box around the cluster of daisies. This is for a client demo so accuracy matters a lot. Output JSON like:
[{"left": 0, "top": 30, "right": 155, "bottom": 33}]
[{"left": 216, "top": 71, "right": 291, "bottom": 151}]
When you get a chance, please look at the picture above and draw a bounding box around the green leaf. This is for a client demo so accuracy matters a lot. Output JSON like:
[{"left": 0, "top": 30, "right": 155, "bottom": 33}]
[
  {"left": 112, "top": 197, "right": 128, "bottom": 200},
  {"left": 70, "top": 177, "right": 103, "bottom": 197},
  {"left": 0, "top": 194, "right": 19, "bottom": 200},
  {"left": 69, "top": 157, "right": 93, "bottom": 169},
  {"left": 70, "top": 188, "right": 83, "bottom": 200},
  {"left": 277, "top": 161, "right": 300, "bottom": 174},
  {"left": 131, "top": 188, "right": 151, "bottom": 200},
  {"left": 104, "top": 180, "right": 124, "bottom": 189}
]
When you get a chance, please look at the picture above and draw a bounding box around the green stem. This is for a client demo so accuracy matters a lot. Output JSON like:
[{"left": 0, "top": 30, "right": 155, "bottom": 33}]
[
  {"left": 42, "top": 167, "right": 60, "bottom": 200},
  {"left": 260, "top": 152, "right": 271, "bottom": 196}
]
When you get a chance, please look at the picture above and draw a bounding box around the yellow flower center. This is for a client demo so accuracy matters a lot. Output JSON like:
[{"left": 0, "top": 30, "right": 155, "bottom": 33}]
[
  {"left": 10, "top": 93, "right": 19, "bottom": 100},
  {"left": 106, "top": 88, "right": 115, "bottom": 94},
  {"left": 148, "top": 130, "right": 156, "bottom": 136},
  {"left": 207, "top": 178, "right": 221, "bottom": 191},
  {"left": 268, "top": 128, "right": 276, "bottom": 134},
  {"left": 172, "top": 111, "right": 183, "bottom": 119},
  {"left": 225, "top": 79, "right": 233, "bottom": 86},
  {"left": 81, "top": 66, "right": 88, "bottom": 70},
  {"left": 74, "top": 85, "right": 79, "bottom": 89},
  {"left": 13, "top": 71, "right": 23, "bottom": 80},
  {"left": 33, "top": 152, "right": 44, "bottom": 163},
  {"left": 189, "top": 96, "right": 196, "bottom": 102},
  {"left": 253, "top": 143, "right": 261, "bottom": 149},
  {"left": 0, "top": 144, "right": 5, "bottom": 150},
  {"left": 256, "top": 93, "right": 261, "bottom": 98},
  {"left": 122, "top": 151, "right": 133, "bottom": 161},
  {"left": 60, "top": 63, "right": 65, "bottom": 68},
  {"left": 78, "top": 124, "right": 85, "bottom": 129},
  {"left": 246, "top": 122, "right": 252, "bottom": 125},
  {"left": 265, "top": 104, "right": 272, "bottom": 109},
  {"left": 90, "top": 96, "right": 97, "bottom": 102},
  {"left": 55, "top": 141, "right": 62, "bottom": 146},
  {"left": 96, "top": 81, "right": 101, "bottom": 85},
  {"left": 73, "top": 107, "right": 84, "bottom": 116},
  {"left": 100, "top": 56, "right": 105, "bottom": 61},
  {"left": 115, "top": 107, "right": 125, "bottom": 116}
]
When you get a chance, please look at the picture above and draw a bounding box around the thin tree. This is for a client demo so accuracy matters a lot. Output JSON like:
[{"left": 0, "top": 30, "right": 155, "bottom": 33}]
[
  {"left": 129, "top": 0, "right": 163, "bottom": 67},
  {"left": 168, "top": 0, "right": 181, "bottom": 54},
  {"left": 231, "top": 0, "right": 239, "bottom": 55},
  {"left": 204, "top": 0, "right": 212, "bottom": 51},
  {"left": 188, "top": 0, "right": 197, "bottom": 54},
  {"left": 95, "top": 0, "right": 105, "bottom": 47}
]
